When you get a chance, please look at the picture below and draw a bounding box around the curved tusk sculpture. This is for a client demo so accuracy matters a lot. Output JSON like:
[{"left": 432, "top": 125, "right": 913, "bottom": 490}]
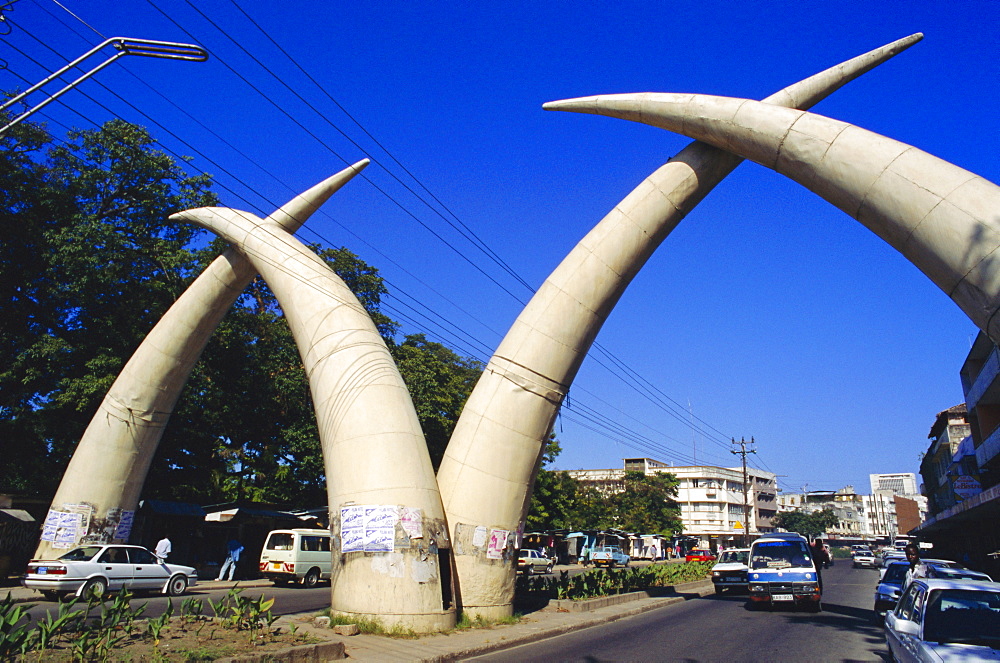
[
  {"left": 171, "top": 205, "right": 456, "bottom": 632},
  {"left": 543, "top": 92, "right": 1000, "bottom": 342},
  {"left": 36, "top": 160, "right": 368, "bottom": 561},
  {"left": 437, "top": 34, "right": 922, "bottom": 618}
]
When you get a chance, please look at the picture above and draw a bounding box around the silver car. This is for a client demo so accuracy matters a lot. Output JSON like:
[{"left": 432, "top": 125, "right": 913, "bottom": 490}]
[
  {"left": 885, "top": 578, "right": 1000, "bottom": 661},
  {"left": 23, "top": 544, "right": 198, "bottom": 600}
]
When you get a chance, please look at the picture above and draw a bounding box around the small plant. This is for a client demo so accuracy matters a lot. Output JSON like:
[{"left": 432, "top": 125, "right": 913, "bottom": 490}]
[
  {"left": 34, "top": 594, "right": 84, "bottom": 655},
  {"left": 181, "top": 596, "right": 205, "bottom": 623},
  {"left": 0, "top": 591, "right": 35, "bottom": 659},
  {"left": 146, "top": 597, "right": 174, "bottom": 646}
]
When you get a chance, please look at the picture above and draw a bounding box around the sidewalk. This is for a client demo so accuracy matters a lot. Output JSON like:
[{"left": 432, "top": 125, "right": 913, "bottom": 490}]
[{"left": 3, "top": 575, "right": 714, "bottom": 661}]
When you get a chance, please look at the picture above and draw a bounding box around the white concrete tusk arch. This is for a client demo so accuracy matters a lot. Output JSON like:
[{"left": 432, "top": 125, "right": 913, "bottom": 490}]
[
  {"left": 438, "top": 34, "right": 923, "bottom": 618},
  {"left": 36, "top": 161, "right": 368, "bottom": 561},
  {"left": 543, "top": 93, "right": 1000, "bottom": 342},
  {"left": 171, "top": 204, "right": 457, "bottom": 633}
]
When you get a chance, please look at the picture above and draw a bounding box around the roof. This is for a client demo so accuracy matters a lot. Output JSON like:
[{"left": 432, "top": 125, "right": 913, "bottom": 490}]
[
  {"left": 0, "top": 508, "right": 35, "bottom": 522},
  {"left": 139, "top": 500, "right": 206, "bottom": 517},
  {"left": 912, "top": 578, "right": 1000, "bottom": 592}
]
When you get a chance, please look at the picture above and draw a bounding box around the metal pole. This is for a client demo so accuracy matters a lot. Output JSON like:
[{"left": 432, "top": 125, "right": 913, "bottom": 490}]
[{"left": 732, "top": 437, "right": 756, "bottom": 547}]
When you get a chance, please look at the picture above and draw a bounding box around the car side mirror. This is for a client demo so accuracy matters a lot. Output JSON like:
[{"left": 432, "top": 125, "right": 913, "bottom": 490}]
[{"left": 893, "top": 619, "right": 919, "bottom": 637}]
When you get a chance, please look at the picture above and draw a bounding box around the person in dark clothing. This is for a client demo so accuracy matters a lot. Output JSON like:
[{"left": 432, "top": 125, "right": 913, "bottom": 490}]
[{"left": 811, "top": 538, "right": 831, "bottom": 592}]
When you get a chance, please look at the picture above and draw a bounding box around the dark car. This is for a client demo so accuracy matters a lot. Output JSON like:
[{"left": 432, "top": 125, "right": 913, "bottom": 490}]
[{"left": 874, "top": 560, "right": 909, "bottom": 615}]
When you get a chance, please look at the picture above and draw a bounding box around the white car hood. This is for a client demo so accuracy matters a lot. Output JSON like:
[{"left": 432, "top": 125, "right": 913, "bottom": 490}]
[
  {"left": 712, "top": 563, "right": 748, "bottom": 572},
  {"left": 923, "top": 642, "right": 1000, "bottom": 661}
]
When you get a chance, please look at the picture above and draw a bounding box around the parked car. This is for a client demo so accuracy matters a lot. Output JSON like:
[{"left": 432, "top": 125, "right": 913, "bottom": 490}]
[
  {"left": 711, "top": 548, "right": 750, "bottom": 594},
  {"left": 517, "top": 549, "right": 554, "bottom": 575},
  {"left": 259, "top": 529, "right": 332, "bottom": 587},
  {"left": 686, "top": 548, "right": 717, "bottom": 562},
  {"left": 884, "top": 578, "right": 1000, "bottom": 661},
  {"left": 925, "top": 565, "right": 993, "bottom": 582},
  {"left": 23, "top": 544, "right": 197, "bottom": 601},
  {"left": 590, "top": 546, "right": 630, "bottom": 568},
  {"left": 853, "top": 549, "right": 877, "bottom": 569},
  {"left": 874, "top": 561, "right": 910, "bottom": 615}
]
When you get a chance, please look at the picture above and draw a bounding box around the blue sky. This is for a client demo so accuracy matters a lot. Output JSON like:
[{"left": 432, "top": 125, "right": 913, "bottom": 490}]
[{"left": 3, "top": 1, "right": 998, "bottom": 496}]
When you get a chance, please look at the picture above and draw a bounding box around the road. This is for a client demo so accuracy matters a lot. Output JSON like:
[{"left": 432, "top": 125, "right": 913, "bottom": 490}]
[
  {"left": 22, "top": 582, "right": 331, "bottom": 622},
  {"left": 474, "top": 562, "right": 890, "bottom": 662}
]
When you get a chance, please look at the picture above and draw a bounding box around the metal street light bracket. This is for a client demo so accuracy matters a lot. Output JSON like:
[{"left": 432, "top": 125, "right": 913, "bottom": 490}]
[{"left": 0, "top": 36, "right": 208, "bottom": 135}]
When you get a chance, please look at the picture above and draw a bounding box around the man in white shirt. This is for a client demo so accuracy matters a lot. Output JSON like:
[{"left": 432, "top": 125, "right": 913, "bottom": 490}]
[
  {"left": 903, "top": 543, "right": 928, "bottom": 588},
  {"left": 154, "top": 536, "right": 172, "bottom": 562}
]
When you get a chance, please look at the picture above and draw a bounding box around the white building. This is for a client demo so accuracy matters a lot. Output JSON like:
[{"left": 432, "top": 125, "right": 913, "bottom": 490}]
[
  {"left": 869, "top": 472, "right": 919, "bottom": 497},
  {"left": 566, "top": 458, "right": 777, "bottom": 550}
]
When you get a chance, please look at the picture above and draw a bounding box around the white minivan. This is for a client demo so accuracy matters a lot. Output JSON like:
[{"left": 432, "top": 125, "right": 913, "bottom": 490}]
[{"left": 258, "top": 529, "right": 332, "bottom": 587}]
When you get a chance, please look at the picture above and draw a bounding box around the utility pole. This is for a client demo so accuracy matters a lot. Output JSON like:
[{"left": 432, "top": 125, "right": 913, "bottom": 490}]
[{"left": 731, "top": 437, "right": 756, "bottom": 547}]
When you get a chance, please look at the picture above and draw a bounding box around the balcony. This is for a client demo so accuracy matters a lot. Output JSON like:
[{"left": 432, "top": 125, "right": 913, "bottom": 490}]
[
  {"left": 977, "top": 424, "right": 1000, "bottom": 469},
  {"left": 967, "top": 345, "right": 1000, "bottom": 410}
]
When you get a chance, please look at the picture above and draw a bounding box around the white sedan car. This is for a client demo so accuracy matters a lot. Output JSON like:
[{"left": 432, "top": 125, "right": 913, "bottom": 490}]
[
  {"left": 885, "top": 578, "right": 1000, "bottom": 661},
  {"left": 23, "top": 544, "right": 198, "bottom": 600}
]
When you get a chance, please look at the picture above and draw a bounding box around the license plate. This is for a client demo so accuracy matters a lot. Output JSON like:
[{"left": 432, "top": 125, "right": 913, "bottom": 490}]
[
  {"left": 36, "top": 568, "right": 47, "bottom": 575},
  {"left": 725, "top": 577, "right": 742, "bottom": 582},
  {"left": 772, "top": 594, "right": 794, "bottom": 601},
  {"left": 272, "top": 563, "right": 281, "bottom": 569}
]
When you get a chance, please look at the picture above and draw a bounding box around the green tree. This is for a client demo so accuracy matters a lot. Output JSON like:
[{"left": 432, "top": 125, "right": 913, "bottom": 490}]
[
  {"left": 612, "top": 471, "right": 683, "bottom": 535},
  {"left": 773, "top": 508, "right": 840, "bottom": 540},
  {"left": 0, "top": 118, "right": 215, "bottom": 496},
  {"left": 0, "top": 117, "right": 483, "bottom": 506},
  {"left": 391, "top": 334, "right": 483, "bottom": 469},
  {"left": 526, "top": 436, "right": 583, "bottom": 530}
]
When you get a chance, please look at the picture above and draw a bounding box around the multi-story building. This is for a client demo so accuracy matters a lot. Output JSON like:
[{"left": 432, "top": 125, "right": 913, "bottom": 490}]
[
  {"left": 777, "top": 487, "right": 902, "bottom": 542},
  {"left": 869, "top": 472, "right": 920, "bottom": 497},
  {"left": 567, "top": 458, "right": 777, "bottom": 550},
  {"left": 919, "top": 405, "right": 971, "bottom": 514},
  {"left": 915, "top": 332, "right": 1000, "bottom": 577}
]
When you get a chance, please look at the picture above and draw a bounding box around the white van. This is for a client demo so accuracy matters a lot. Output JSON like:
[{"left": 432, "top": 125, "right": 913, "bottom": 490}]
[{"left": 258, "top": 529, "right": 332, "bottom": 587}]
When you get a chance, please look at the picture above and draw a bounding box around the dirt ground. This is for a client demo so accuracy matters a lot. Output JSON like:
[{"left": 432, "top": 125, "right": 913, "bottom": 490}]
[{"left": 14, "top": 612, "right": 338, "bottom": 661}]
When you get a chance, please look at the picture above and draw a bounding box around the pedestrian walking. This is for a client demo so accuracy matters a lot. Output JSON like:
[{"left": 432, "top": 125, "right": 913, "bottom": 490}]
[
  {"left": 217, "top": 539, "right": 245, "bottom": 581},
  {"left": 154, "top": 536, "right": 172, "bottom": 562}
]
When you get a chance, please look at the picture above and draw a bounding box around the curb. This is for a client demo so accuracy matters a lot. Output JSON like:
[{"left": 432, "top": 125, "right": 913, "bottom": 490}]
[{"left": 544, "top": 578, "right": 713, "bottom": 613}]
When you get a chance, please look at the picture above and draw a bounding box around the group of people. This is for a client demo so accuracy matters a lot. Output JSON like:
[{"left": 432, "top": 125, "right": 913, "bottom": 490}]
[{"left": 151, "top": 536, "right": 244, "bottom": 581}]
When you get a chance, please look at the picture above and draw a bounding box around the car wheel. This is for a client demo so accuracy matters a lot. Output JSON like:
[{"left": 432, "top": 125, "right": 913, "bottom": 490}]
[
  {"left": 546, "top": 563, "right": 554, "bottom": 574},
  {"left": 167, "top": 574, "right": 188, "bottom": 596},
  {"left": 81, "top": 577, "right": 108, "bottom": 600},
  {"left": 303, "top": 568, "right": 320, "bottom": 588}
]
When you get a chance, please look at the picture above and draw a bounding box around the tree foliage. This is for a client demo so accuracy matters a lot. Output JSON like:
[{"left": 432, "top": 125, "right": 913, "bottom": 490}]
[
  {"left": 0, "top": 118, "right": 482, "bottom": 506},
  {"left": 773, "top": 508, "right": 840, "bottom": 540}
]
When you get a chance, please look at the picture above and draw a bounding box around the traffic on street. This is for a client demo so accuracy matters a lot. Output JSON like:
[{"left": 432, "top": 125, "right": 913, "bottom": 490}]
[{"left": 473, "top": 562, "right": 895, "bottom": 661}]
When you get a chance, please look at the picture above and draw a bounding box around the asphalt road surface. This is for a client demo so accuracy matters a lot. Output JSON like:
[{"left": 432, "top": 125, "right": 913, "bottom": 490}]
[
  {"left": 473, "top": 562, "right": 891, "bottom": 662},
  {"left": 22, "top": 582, "right": 331, "bottom": 622}
]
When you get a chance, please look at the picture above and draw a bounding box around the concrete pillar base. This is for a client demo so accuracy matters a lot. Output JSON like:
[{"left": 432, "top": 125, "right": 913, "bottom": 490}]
[
  {"left": 460, "top": 604, "right": 514, "bottom": 621},
  {"left": 331, "top": 609, "right": 457, "bottom": 634}
]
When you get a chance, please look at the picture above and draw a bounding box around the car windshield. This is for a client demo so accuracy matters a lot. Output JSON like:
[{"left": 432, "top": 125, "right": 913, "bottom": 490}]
[
  {"left": 750, "top": 541, "right": 811, "bottom": 570},
  {"left": 922, "top": 588, "right": 1000, "bottom": 647},
  {"left": 883, "top": 564, "right": 908, "bottom": 584},
  {"left": 720, "top": 550, "right": 748, "bottom": 564},
  {"left": 58, "top": 546, "right": 103, "bottom": 561}
]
